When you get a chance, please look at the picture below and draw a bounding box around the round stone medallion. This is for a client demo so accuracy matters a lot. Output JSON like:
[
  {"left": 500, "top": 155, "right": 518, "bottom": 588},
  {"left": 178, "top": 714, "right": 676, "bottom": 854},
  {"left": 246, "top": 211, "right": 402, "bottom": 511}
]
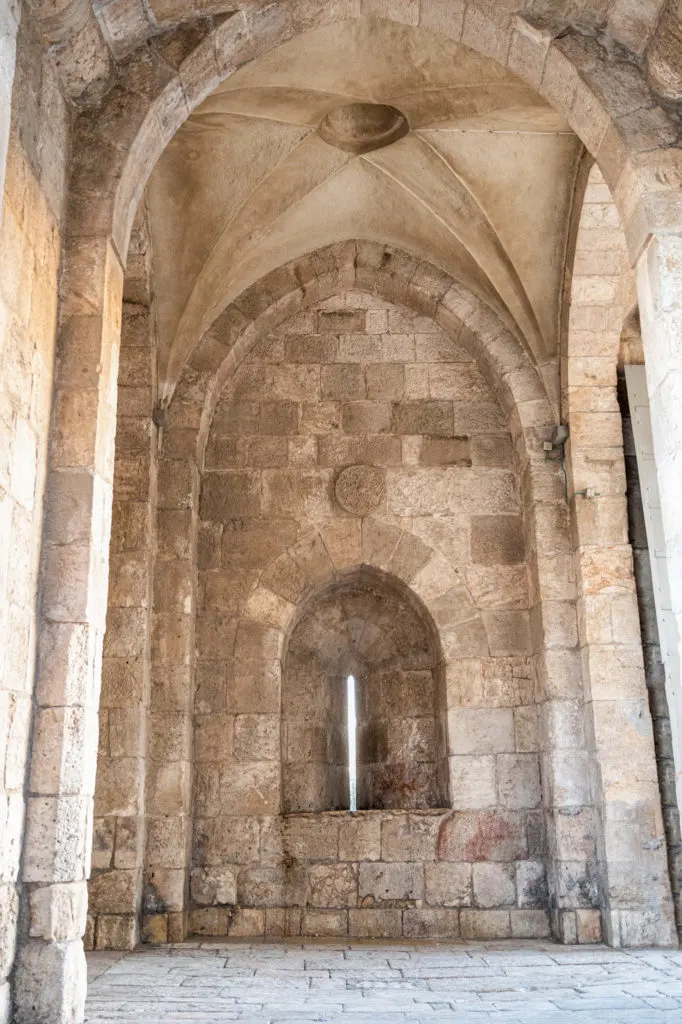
[
  {"left": 319, "top": 102, "right": 409, "bottom": 154},
  {"left": 335, "top": 465, "right": 386, "bottom": 516}
]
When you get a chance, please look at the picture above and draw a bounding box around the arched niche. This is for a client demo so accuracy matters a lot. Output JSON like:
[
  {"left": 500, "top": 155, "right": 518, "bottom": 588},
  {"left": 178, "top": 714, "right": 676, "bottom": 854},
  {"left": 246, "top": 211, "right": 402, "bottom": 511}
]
[{"left": 282, "top": 567, "right": 448, "bottom": 814}]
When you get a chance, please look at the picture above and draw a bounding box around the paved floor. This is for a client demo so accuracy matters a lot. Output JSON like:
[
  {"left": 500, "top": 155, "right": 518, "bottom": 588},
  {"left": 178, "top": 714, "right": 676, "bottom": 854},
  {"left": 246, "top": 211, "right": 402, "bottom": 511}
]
[{"left": 86, "top": 940, "right": 682, "bottom": 1023}]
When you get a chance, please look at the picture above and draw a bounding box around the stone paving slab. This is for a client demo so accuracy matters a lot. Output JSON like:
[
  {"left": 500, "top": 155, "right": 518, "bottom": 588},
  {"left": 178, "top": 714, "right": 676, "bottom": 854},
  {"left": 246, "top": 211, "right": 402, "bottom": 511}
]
[{"left": 86, "top": 940, "right": 682, "bottom": 1024}]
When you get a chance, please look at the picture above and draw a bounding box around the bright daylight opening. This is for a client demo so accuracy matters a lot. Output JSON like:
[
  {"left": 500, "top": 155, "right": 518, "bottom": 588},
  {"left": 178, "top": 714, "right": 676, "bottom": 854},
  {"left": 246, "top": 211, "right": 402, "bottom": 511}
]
[{"left": 347, "top": 674, "right": 357, "bottom": 812}]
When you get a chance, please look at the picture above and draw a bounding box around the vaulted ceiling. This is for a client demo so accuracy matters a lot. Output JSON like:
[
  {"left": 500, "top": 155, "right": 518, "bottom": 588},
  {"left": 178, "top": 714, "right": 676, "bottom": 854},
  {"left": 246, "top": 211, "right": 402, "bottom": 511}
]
[{"left": 145, "top": 17, "right": 583, "bottom": 391}]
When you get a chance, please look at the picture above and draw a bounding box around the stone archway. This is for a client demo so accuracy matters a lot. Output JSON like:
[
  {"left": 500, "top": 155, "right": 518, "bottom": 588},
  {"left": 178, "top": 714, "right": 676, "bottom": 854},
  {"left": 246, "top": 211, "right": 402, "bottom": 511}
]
[{"left": 15, "top": 4, "right": 682, "bottom": 1017}]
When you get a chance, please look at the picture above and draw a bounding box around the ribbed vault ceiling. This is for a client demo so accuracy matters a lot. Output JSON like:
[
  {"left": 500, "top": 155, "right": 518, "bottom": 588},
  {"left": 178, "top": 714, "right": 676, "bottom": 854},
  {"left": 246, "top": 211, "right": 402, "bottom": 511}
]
[{"left": 146, "top": 17, "right": 584, "bottom": 392}]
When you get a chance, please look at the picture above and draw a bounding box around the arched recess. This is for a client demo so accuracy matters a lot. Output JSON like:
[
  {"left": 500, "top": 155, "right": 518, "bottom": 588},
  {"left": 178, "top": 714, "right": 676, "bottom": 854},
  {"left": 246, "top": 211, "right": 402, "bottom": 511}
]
[
  {"left": 18, "top": 4, "right": 682, "bottom": 1017},
  {"left": 133, "top": 242, "right": 606, "bottom": 948},
  {"left": 282, "top": 566, "right": 448, "bottom": 814},
  {"left": 565, "top": 163, "right": 677, "bottom": 946},
  {"left": 185, "top": 507, "right": 542, "bottom": 941}
]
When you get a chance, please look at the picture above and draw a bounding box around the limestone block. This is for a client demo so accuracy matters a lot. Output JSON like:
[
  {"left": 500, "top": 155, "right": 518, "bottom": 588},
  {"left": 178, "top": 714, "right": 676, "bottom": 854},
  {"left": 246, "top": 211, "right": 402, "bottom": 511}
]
[
  {"left": 262, "top": 468, "right": 334, "bottom": 520},
  {"left": 321, "top": 519, "right": 362, "bottom": 569},
  {"left": 261, "top": 553, "right": 309, "bottom": 604},
  {"left": 95, "top": 914, "right": 137, "bottom": 951},
  {"left": 358, "top": 862, "right": 424, "bottom": 902},
  {"left": 425, "top": 863, "right": 472, "bottom": 908},
  {"left": 361, "top": 517, "right": 401, "bottom": 568},
  {"left": 193, "top": 714, "right": 233, "bottom": 763},
  {"left": 13, "top": 938, "right": 86, "bottom": 1024},
  {"left": 143, "top": 867, "right": 185, "bottom": 913},
  {"left": 338, "top": 816, "right": 381, "bottom": 861},
  {"left": 471, "top": 515, "right": 524, "bottom": 565},
  {"left": 576, "top": 908, "right": 603, "bottom": 944},
  {"left": 388, "top": 531, "right": 432, "bottom": 584},
  {"left": 497, "top": 754, "right": 541, "bottom": 810},
  {"left": 483, "top": 611, "right": 531, "bottom": 656},
  {"left": 322, "top": 363, "right": 365, "bottom": 399},
  {"left": 146, "top": 761, "right": 191, "bottom": 817},
  {"left": 515, "top": 861, "right": 548, "bottom": 909},
  {"left": 28, "top": 880, "right": 87, "bottom": 942},
  {"left": 403, "top": 908, "right": 459, "bottom": 938},
  {"left": 366, "top": 363, "right": 404, "bottom": 400},
  {"left": 510, "top": 909, "right": 552, "bottom": 938},
  {"left": 308, "top": 864, "right": 358, "bottom": 908},
  {"left": 30, "top": 706, "right": 99, "bottom": 797},
  {"left": 348, "top": 908, "right": 402, "bottom": 938},
  {"left": 536, "top": 648, "right": 583, "bottom": 702},
  {"left": 543, "top": 749, "right": 592, "bottom": 809},
  {"left": 141, "top": 914, "right": 167, "bottom": 945},
  {"left": 300, "top": 401, "right": 341, "bottom": 434},
  {"left": 298, "top": 908, "right": 346, "bottom": 936},
  {"left": 90, "top": 819, "right": 114, "bottom": 871},
  {"left": 318, "top": 433, "right": 401, "bottom": 467},
  {"left": 341, "top": 400, "right": 391, "bottom": 435},
  {"left": 193, "top": 661, "right": 227, "bottom": 715},
  {"left": 244, "top": 587, "right": 294, "bottom": 630},
  {"left": 419, "top": 437, "right": 471, "bottom": 466},
  {"left": 448, "top": 756, "right": 497, "bottom": 810},
  {"left": 438, "top": 811, "right": 527, "bottom": 862},
  {"left": 473, "top": 863, "right": 516, "bottom": 909},
  {"left": 0, "top": 883, "right": 18, "bottom": 978},
  {"left": 103, "top": 607, "right": 146, "bottom": 659},
  {"left": 219, "top": 762, "right": 280, "bottom": 816},
  {"left": 145, "top": 816, "right": 189, "bottom": 870},
  {"left": 228, "top": 907, "right": 265, "bottom": 937},
  {"left": 281, "top": 816, "right": 338, "bottom": 862},
  {"left": 149, "top": 711, "right": 191, "bottom": 763},
  {"left": 200, "top": 472, "right": 261, "bottom": 521},
  {"left": 23, "top": 796, "right": 91, "bottom": 883},
  {"left": 392, "top": 400, "right": 453, "bottom": 436},
  {"left": 189, "top": 908, "right": 228, "bottom": 936},
  {"left": 581, "top": 644, "right": 646, "bottom": 705},
  {"left": 194, "top": 816, "right": 260, "bottom": 867},
  {"left": 233, "top": 715, "right": 279, "bottom": 761},
  {"left": 380, "top": 814, "right": 440, "bottom": 861},
  {"left": 448, "top": 708, "right": 515, "bottom": 756},
  {"left": 88, "top": 870, "right": 137, "bottom": 915},
  {"left": 481, "top": 659, "right": 533, "bottom": 708},
  {"left": 552, "top": 809, "right": 598, "bottom": 864},
  {"left": 541, "top": 700, "right": 585, "bottom": 752},
  {"left": 460, "top": 909, "right": 511, "bottom": 940},
  {"left": 237, "top": 866, "right": 301, "bottom": 908},
  {"left": 113, "top": 818, "right": 141, "bottom": 871}
]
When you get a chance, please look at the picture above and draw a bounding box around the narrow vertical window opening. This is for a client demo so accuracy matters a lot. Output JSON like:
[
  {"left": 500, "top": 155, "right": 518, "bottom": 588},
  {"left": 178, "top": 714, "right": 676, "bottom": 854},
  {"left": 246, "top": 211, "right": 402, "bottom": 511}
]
[{"left": 347, "top": 674, "right": 357, "bottom": 812}]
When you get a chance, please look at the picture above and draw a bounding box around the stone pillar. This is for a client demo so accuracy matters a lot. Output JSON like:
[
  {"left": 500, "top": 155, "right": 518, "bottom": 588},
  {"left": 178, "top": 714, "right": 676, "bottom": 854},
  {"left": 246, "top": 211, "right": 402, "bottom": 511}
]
[
  {"left": 524, "top": 455, "right": 600, "bottom": 944},
  {"left": 0, "top": 0, "right": 19, "bottom": 224},
  {"left": 637, "top": 234, "right": 682, "bottom": 810},
  {"left": 13, "top": 238, "right": 124, "bottom": 1024},
  {"left": 89, "top": 209, "right": 157, "bottom": 950}
]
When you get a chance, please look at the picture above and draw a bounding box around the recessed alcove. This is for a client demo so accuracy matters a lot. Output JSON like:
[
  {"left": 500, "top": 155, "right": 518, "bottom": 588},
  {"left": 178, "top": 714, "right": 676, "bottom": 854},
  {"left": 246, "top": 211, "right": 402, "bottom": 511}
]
[{"left": 281, "top": 567, "right": 449, "bottom": 814}]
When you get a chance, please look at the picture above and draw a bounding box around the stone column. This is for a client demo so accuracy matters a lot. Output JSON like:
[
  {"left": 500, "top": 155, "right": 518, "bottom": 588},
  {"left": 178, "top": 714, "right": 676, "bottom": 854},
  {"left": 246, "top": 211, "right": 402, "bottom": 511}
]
[
  {"left": 13, "top": 238, "right": 124, "bottom": 1024},
  {"left": 89, "top": 209, "right": 157, "bottom": 951},
  {"left": 0, "top": 0, "right": 19, "bottom": 224},
  {"left": 637, "top": 234, "right": 682, "bottom": 810}
]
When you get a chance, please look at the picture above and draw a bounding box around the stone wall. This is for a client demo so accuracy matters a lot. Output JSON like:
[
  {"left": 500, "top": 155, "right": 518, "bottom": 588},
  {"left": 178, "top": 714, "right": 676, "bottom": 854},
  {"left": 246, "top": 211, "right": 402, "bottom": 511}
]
[
  {"left": 172, "top": 290, "right": 545, "bottom": 938},
  {"left": 0, "top": 18, "right": 69, "bottom": 1021},
  {"left": 190, "top": 809, "right": 550, "bottom": 940},
  {"left": 89, "top": 204, "right": 158, "bottom": 951}
]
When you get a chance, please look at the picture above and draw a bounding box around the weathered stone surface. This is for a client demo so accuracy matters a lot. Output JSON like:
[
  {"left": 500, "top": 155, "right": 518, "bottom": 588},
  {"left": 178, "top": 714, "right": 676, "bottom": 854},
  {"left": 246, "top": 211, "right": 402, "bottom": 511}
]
[
  {"left": 334, "top": 464, "right": 386, "bottom": 515},
  {"left": 359, "top": 862, "right": 424, "bottom": 902}
]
